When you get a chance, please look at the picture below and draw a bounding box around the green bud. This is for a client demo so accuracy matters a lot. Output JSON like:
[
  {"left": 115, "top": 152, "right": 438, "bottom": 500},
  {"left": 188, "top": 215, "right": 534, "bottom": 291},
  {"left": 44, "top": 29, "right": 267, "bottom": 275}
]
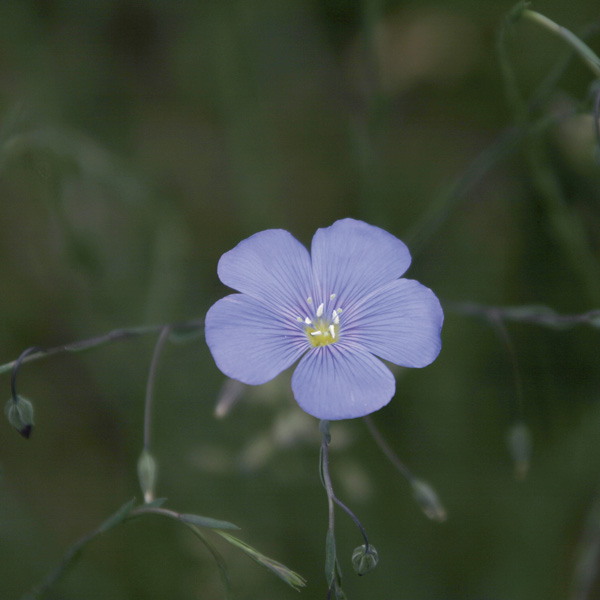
[
  {"left": 5, "top": 396, "right": 34, "bottom": 438},
  {"left": 506, "top": 421, "right": 532, "bottom": 480},
  {"left": 351, "top": 544, "right": 379, "bottom": 576},
  {"left": 137, "top": 449, "right": 158, "bottom": 503},
  {"left": 412, "top": 479, "right": 447, "bottom": 522}
]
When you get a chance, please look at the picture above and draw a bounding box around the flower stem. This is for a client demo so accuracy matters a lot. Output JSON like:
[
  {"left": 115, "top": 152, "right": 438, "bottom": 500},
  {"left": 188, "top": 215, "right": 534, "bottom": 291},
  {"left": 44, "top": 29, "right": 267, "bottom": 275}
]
[
  {"left": 10, "top": 347, "right": 42, "bottom": 403},
  {"left": 363, "top": 415, "right": 414, "bottom": 483},
  {"left": 521, "top": 9, "right": 600, "bottom": 78},
  {"left": 0, "top": 319, "right": 204, "bottom": 376},
  {"left": 448, "top": 302, "right": 600, "bottom": 329},
  {"left": 143, "top": 326, "right": 171, "bottom": 451}
]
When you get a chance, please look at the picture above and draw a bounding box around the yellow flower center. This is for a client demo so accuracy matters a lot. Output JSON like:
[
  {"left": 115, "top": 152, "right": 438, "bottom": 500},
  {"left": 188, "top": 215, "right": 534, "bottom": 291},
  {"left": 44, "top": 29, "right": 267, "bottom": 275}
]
[
  {"left": 306, "top": 319, "right": 340, "bottom": 347},
  {"left": 297, "top": 296, "right": 342, "bottom": 348}
]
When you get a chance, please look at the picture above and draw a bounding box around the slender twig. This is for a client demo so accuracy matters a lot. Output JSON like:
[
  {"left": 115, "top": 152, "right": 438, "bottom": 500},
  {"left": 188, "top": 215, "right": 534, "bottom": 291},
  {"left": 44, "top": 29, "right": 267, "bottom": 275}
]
[
  {"left": 10, "top": 347, "right": 42, "bottom": 402},
  {"left": 321, "top": 424, "right": 338, "bottom": 599},
  {"left": 488, "top": 312, "right": 525, "bottom": 420},
  {"left": 0, "top": 318, "right": 204, "bottom": 376},
  {"left": 143, "top": 326, "right": 172, "bottom": 451},
  {"left": 363, "top": 415, "right": 414, "bottom": 482},
  {"left": 521, "top": 9, "right": 600, "bottom": 78},
  {"left": 321, "top": 424, "right": 370, "bottom": 552},
  {"left": 448, "top": 302, "right": 600, "bottom": 328}
]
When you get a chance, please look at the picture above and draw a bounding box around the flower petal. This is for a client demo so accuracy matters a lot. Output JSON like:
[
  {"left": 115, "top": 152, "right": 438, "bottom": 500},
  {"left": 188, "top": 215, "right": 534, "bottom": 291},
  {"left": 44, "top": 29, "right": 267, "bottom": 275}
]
[
  {"left": 205, "top": 294, "right": 308, "bottom": 385},
  {"left": 291, "top": 344, "right": 395, "bottom": 420},
  {"left": 217, "top": 229, "right": 315, "bottom": 311},
  {"left": 310, "top": 219, "right": 411, "bottom": 308},
  {"left": 342, "top": 279, "right": 443, "bottom": 367}
]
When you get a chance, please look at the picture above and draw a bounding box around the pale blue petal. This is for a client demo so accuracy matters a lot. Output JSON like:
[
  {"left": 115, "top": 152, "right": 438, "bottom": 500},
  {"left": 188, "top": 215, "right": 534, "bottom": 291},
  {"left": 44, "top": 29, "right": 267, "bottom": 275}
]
[
  {"left": 291, "top": 344, "right": 395, "bottom": 420},
  {"left": 205, "top": 294, "right": 308, "bottom": 385},
  {"left": 341, "top": 279, "right": 443, "bottom": 368},
  {"left": 311, "top": 219, "right": 411, "bottom": 308},
  {"left": 218, "top": 229, "right": 315, "bottom": 312}
]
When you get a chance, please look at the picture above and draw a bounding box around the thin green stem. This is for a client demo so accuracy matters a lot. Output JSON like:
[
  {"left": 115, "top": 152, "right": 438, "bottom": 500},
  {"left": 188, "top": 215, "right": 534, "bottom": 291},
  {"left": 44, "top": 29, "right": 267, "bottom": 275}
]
[
  {"left": 143, "top": 326, "right": 171, "bottom": 451},
  {"left": 0, "top": 319, "right": 204, "bottom": 376},
  {"left": 10, "top": 347, "right": 41, "bottom": 402},
  {"left": 321, "top": 422, "right": 370, "bottom": 551},
  {"left": 449, "top": 301, "right": 600, "bottom": 328},
  {"left": 488, "top": 312, "right": 525, "bottom": 421},
  {"left": 363, "top": 415, "right": 414, "bottom": 482},
  {"left": 522, "top": 9, "right": 600, "bottom": 78},
  {"left": 497, "top": 10, "right": 600, "bottom": 304}
]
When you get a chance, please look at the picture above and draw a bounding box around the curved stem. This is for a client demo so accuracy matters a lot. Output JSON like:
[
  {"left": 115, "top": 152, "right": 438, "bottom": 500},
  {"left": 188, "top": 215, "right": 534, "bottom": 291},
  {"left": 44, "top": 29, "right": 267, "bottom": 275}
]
[
  {"left": 0, "top": 318, "right": 204, "bottom": 376},
  {"left": 11, "top": 347, "right": 42, "bottom": 402},
  {"left": 363, "top": 415, "right": 414, "bottom": 483},
  {"left": 321, "top": 421, "right": 370, "bottom": 551},
  {"left": 143, "top": 326, "right": 172, "bottom": 451}
]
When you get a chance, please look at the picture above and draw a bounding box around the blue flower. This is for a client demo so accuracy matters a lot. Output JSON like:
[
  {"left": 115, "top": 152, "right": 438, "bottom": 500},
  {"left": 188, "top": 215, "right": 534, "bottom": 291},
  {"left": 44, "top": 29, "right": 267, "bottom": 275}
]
[{"left": 205, "top": 218, "right": 443, "bottom": 420}]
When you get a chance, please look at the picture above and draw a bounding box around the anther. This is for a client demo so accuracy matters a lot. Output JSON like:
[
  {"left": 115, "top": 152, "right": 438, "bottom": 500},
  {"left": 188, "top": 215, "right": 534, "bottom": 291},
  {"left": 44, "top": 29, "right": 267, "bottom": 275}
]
[
  {"left": 304, "top": 317, "right": 312, "bottom": 324},
  {"left": 316, "top": 303, "right": 324, "bottom": 317},
  {"left": 329, "top": 325, "right": 336, "bottom": 338},
  {"left": 310, "top": 331, "right": 322, "bottom": 336},
  {"left": 330, "top": 293, "right": 336, "bottom": 300}
]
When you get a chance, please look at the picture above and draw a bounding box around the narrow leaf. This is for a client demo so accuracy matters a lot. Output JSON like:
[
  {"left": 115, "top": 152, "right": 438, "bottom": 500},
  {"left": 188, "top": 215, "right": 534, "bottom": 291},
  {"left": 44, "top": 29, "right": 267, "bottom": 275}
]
[
  {"left": 97, "top": 498, "right": 136, "bottom": 534},
  {"left": 185, "top": 524, "right": 233, "bottom": 600},
  {"left": 179, "top": 513, "right": 240, "bottom": 531},
  {"left": 216, "top": 530, "right": 306, "bottom": 591}
]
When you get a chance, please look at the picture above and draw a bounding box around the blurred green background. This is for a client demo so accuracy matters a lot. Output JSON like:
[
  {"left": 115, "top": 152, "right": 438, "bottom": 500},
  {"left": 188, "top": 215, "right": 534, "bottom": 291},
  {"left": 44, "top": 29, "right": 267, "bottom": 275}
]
[{"left": 2, "top": 0, "right": 600, "bottom": 598}]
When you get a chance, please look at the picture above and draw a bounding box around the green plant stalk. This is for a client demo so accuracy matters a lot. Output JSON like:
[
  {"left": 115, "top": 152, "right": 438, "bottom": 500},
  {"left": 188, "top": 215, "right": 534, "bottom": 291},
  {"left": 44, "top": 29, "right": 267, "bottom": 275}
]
[
  {"left": 522, "top": 9, "right": 600, "bottom": 78},
  {"left": 497, "top": 11, "right": 600, "bottom": 304},
  {"left": 0, "top": 319, "right": 204, "bottom": 376},
  {"left": 449, "top": 302, "right": 600, "bottom": 328}
]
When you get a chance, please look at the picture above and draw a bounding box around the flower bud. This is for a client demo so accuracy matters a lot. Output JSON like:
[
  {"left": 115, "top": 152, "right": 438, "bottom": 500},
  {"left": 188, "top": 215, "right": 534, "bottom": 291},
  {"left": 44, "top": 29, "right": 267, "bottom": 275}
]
[
  {"left": 5, "top": 396, "right": 34, "bottom": 438},
  {"left": 506, "top": 421, "right": 532, "bottom": 480},
  {"left": 137, "top": 449, "right": 158, "bottom": 503},
  {"left": 351, "top": 544, "right": 379, "bottom": 576},
  {"left": 411, "top": 479, "right": 447, "bottom": 522}
]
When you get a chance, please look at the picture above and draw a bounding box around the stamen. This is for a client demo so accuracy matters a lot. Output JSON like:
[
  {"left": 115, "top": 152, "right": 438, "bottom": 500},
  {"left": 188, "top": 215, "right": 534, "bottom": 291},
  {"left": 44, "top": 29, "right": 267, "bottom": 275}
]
[
  {"left": 310, "top": 331, "right": 322, "bottom": 336},
  {"left": 304, "top": 317, "right": 312, "bottom": 325},
  {"left": 333, "top": 314, "right": 340, "bottom": 325},
  {"left": 329, "top": 325, "right": 336, "bottom": 338},
  {"left": 316, "top": 303, "right": 324, "bottom": 317}
]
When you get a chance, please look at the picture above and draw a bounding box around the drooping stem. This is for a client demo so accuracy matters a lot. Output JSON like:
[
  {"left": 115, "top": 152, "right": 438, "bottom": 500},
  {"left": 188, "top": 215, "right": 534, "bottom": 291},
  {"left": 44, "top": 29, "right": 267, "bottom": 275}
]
[
  {"left": 10, "top": 347, "right": 42, "bottom": 403},
  {"left": 143, "top": 326, "right": 172, "bottom": 451},
  {"left": 521, "top": 9, "right": 600, "bottom": 78},
  {"left": 363, "top": 415, "right": 414, "bottom": 483},
  {"left": 488, "top": 312, "right": 525, "bottom": 421},
  {"left": 321, "top": 421, "right": 370, "bottom": 551}
]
